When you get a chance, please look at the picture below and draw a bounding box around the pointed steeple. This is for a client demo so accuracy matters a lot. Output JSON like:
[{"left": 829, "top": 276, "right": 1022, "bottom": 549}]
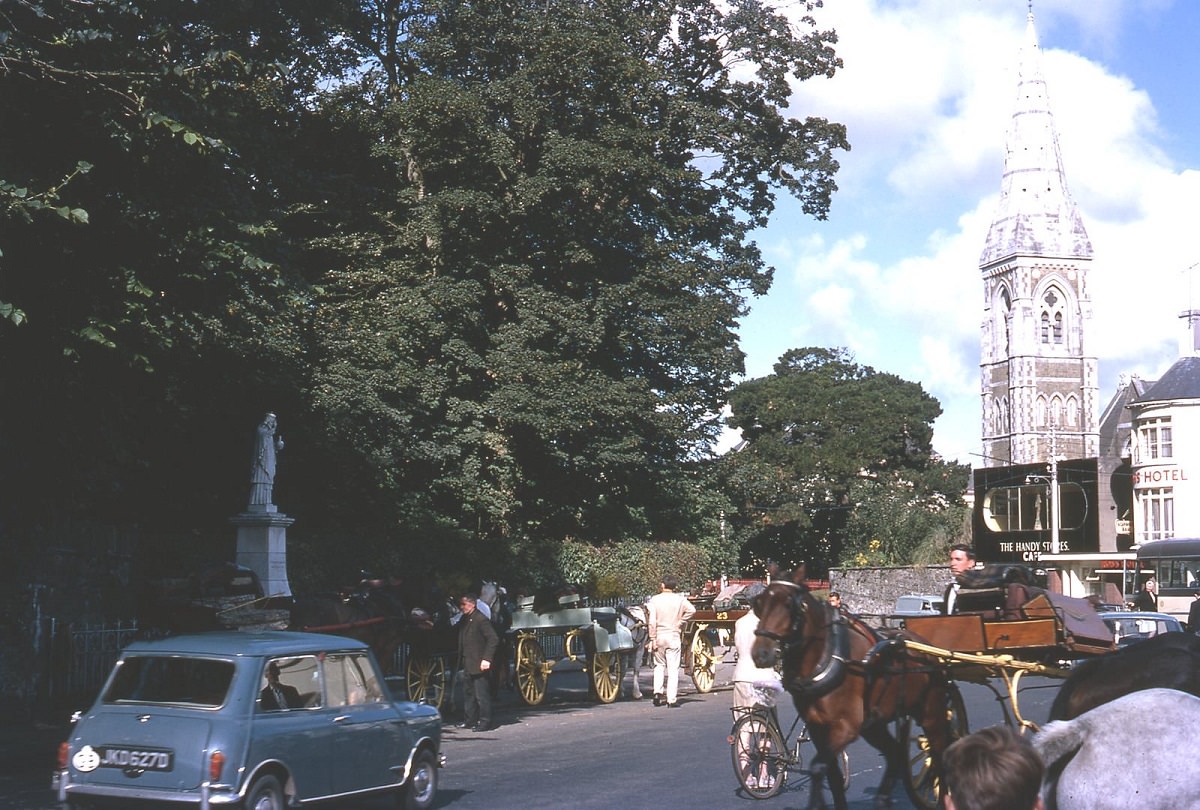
[{"left": 979, "top": 11, "right": 1092, "bottom": 266}]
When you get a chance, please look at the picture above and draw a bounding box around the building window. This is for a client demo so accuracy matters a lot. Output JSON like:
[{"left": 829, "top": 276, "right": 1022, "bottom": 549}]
[
  {"left": 1066, "top": 395, "right": 1078, "bottom": 427},
  {"left": 1137, "top": 417, "right": 1173, "bottom": 462},
  {"left": 994, "top": 287, "right": 1012, "bottom": 358},
  {"left": 1039, "top": 286, "right": 1066, "bottom": 346},
  {"left": 1140, "top": 487, "right": 1174, "bottom": 543}
]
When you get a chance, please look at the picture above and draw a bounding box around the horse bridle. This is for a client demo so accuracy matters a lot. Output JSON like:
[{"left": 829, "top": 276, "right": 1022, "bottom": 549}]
[
  {"left": 753, "top": 578, "right": 806, "bottom": 643},
  {"left": 753, "top": 578, "right": 850, "bottom": 701}
]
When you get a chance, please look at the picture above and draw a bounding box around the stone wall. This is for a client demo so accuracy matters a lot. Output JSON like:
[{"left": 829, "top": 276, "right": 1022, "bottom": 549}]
[{"left": 829, "top": 565, "right": 950, "bottom": 620}]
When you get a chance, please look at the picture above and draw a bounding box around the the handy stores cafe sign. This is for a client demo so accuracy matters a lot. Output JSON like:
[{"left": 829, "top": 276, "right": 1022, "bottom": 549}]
[{"left": 972, "top": 459, "right": 1101, "bottom": 563}]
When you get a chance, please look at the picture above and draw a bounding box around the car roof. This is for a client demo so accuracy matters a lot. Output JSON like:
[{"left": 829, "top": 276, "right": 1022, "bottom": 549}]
[
  {"left": 121, "top": 630, "right": 372, "bottom": 657},
  {"left": 1098, "top": 611, "right": 1179, "bottom": 621},
  {"left": 898, "top": 594, "right": 944, "bottom": 601}
]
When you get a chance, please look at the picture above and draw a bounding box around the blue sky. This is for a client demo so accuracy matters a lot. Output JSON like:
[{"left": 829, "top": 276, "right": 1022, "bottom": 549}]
[{"left": 728, "top": 0, "right": 1200, "bottom": 467}]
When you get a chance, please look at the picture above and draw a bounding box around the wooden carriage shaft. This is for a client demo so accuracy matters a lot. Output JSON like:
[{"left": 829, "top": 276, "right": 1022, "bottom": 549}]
[{"left": 900, "top": 639, "right": 1070, "bottom": 732}]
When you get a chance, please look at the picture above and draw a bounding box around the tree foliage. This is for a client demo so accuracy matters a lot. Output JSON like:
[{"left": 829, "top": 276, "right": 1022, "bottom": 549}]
[
  {"left": 722, "top": 348, "right": 969, "bottom": 574},
  {"left": 0, "top": 0, "right": 849, "bottom": 590}
]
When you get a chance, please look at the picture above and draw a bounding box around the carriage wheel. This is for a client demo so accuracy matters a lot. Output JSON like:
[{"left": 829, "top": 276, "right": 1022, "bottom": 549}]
[
  {"left": 405, "top": 652, "right": 447, "bottom": 709},
  {"left": 515, "top": 635, "right": 549, "bottom": 706},
  {"left": 589, "top": 650, "right": 622, "bottom": 704},
  {"left": 899, "top": 682, "right": 969, "bottom": 810},
  {"left": 690, "top": 630, "right": 716, "bottom": 693}
]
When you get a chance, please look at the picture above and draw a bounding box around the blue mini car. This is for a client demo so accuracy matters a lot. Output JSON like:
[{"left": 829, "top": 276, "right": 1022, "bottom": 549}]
[{"left": 53, "top": 631, "right": 443, "bottom": 809}]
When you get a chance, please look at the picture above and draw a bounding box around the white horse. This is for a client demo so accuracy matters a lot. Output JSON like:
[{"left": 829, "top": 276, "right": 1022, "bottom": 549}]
[
  {"left": 1035, "top": 688, "right": 1200, "bottom": 810},
  {"left": 617, "top": 604, "right": 649, "bottom": 700}
]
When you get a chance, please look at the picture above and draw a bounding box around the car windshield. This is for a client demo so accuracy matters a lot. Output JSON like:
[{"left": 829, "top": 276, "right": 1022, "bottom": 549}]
[
  {"left": 1105, "top": 617, "right": 1179, "bottom": 639},
  {"left": 103, "top": 656, "right": 235, "bottom": 707}
]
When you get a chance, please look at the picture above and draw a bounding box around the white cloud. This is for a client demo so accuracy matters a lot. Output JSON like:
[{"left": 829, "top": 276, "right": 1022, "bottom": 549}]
[{"left": 737, "top": 0, "right": 1200, "bottom": 465}]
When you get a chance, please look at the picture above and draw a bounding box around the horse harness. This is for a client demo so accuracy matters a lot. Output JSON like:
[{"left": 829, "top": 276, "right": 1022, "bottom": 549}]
[
  {"left": 756, "top": 578, "right": 945, "bottom": 719},
  {"left": 754, "top": 579, "right": 850, "bottom": 701}
]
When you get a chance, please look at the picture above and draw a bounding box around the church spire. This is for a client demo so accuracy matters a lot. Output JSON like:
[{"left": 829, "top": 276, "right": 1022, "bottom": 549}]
[{"left": 979, "top": 10, "right": 1092, "bottom": 266}]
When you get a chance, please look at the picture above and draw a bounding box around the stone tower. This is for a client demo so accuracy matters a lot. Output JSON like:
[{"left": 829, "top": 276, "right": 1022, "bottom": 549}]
[{"left": 979, "top": 11, "right": 1098, "bottom": 467}]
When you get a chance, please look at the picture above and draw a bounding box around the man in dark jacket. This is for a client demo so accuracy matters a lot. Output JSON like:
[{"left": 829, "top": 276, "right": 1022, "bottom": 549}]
[
  {"left": 458, "top": 593, "right": 500, "bottom": 731},
  {"left": 260, "top": 661, "right": 302, "bottom": 710}
]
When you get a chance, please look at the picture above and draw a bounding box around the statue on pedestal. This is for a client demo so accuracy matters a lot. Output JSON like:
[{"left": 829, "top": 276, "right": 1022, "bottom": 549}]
[{"left": 249, "top": 412, "right": 284, "bottom": 507}]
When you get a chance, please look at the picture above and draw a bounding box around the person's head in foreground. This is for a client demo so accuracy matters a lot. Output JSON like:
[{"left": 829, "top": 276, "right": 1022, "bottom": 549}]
[{"left": 942, "top": 725, "right": 1044, "bottom": 810}]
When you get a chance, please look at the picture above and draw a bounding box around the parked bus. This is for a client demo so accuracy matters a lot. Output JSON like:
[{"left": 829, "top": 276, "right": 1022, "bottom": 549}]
[{"left": 1134, "top": 538, "right": 1200, "bottom": 624}]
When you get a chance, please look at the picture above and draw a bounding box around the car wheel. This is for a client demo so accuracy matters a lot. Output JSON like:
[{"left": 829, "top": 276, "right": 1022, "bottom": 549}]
[
  {"left": 401, "top": 751, "right": 438, "bottom": 810},
  {"left": 245, "top": 774, "right": 285, "bottom": 810}
]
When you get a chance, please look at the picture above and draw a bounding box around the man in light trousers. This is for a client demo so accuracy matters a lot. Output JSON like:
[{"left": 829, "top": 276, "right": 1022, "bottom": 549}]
[{"left": 646, "top": 574, "right": 696, "bottom": 708}]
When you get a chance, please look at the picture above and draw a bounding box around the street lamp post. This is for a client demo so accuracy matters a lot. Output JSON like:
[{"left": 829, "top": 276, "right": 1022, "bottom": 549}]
[{"left": 1049, "top": 452, "right": 1061, "bottom": 555}]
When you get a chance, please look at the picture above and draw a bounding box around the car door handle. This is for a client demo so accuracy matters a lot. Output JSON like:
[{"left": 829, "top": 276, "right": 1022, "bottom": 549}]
[{"left": 333, "top": 714, "right": 352, "bottom": 723}]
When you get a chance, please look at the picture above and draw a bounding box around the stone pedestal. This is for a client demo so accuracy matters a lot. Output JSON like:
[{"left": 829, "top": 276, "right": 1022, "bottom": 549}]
[{"left": 232, "top": 506, "right": 296, "bottom": 597}]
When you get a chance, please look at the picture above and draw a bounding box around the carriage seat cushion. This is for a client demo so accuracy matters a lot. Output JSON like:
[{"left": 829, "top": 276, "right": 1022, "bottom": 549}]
[
  {"left": 1026, "top": 591, "right": 1114, "bottom": 653},
  {"left": 953, "top": 587, "right": 1005, "bottom": 618}
]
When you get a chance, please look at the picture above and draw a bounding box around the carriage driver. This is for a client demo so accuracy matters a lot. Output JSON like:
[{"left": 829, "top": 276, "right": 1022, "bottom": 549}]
[
  {"left": 646, "top": 575, "right": 696, "bottom": 708},
  {"left": 943, "top": 544, "right": 977, "bottom": 614}
]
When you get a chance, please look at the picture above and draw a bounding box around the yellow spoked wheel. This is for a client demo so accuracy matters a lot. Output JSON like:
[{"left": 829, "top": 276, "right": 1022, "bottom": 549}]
[
  {"left": 405, "top": 652, "right": 447, "bottom": 709},
  {"left": 515, "top": 635, "right": 549, "bottom": 706},
  {"left": 690, "top": 630, "right": 716, "bottom": 693},
  {"left": 589, "top": 650, "right": 622, "bottom": 704},
  {"left": 899, "top": 683, "right": 968, "bottom": 810}
]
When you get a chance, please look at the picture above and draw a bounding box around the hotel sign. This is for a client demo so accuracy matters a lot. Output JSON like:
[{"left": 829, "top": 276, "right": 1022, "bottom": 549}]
[{"left": 1131, "top": 467, "right": 1188, "bottom": 486}]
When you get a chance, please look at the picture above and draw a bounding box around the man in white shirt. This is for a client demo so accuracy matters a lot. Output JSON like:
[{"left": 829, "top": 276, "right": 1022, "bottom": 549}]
[{"left": 645, "top": 575, "right": 696, "bottom": 708}]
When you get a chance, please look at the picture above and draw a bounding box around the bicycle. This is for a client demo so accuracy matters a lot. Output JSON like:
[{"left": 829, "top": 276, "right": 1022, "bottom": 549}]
[{"left": 728, "top": 704, "right": 851, "bottom": 800}]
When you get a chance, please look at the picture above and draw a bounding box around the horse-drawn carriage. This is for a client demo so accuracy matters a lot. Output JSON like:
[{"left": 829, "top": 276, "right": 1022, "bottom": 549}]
[
  {"left": 681, "top": 584, "right": 758, "bottom": 693},
  {"left": 745, "top": 566, "right": 1118, "bottom": 809},
  {"left": 509, "top": 591, "right": 640, "bottom": 705}
]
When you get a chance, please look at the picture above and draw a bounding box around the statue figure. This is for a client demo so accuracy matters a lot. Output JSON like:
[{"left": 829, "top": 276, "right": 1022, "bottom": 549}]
[{"left": 249, "top": 413, "right": 284, "bottom": 507}]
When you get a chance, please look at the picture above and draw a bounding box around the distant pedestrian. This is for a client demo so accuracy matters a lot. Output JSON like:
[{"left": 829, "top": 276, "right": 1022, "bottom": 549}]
[
  {"left": 646, "top": 575, "right": 696, "bottom": 708},
  {"left": 1132, "top": 577, "right": 1158, "bottom": 612},
  {"left": 457, "top": 593, "right": 499, "bottom": 732},
  {"left": 1188, "top": 591, "right": 1200, "bottom": 633}
]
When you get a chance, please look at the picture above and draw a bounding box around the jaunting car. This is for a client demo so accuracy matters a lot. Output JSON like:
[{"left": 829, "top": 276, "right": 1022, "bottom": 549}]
[{"left": 52, "top": 630, "right": 443, "bottom": 809}]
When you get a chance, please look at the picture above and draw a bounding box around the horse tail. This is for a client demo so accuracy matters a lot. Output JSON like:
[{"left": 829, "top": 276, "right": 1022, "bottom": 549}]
[
  {"left": 1034, "top": 717, "right": 1087, "bottom": 810},
  {"left": 1033, "top": 717, "right": 1086, "bottom": 772}
]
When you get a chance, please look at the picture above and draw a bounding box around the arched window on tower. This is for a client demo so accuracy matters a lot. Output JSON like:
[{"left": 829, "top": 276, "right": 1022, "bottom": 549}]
[
  {"left": 1039, "top": 285, "right": 1067, "bottom": 347},
  {"left": 1036, "top": 395, "right": 1047, "bottom": 427},
  {"left": 1050, "top": 395, "right": 1064, "bottom": 427},
  {"left": 1066, "top": 395, "right": 1078, "bottom": 427},
  {"left": 996, "top": 287, "right": 1012, "bottom": 357}
]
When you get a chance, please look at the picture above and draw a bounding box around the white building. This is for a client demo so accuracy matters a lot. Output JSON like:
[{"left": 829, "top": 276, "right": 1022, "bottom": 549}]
[{"left": 1130, "top": 354, "right": 1200, "bottom": 543}]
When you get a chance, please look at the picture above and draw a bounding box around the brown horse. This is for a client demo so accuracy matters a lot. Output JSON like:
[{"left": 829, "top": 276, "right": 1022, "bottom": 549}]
[{"left": 750, "top": 567, "right": 957, "bottom": 810}]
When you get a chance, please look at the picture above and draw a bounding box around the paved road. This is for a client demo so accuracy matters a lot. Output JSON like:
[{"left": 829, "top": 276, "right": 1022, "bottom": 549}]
[{"left": 2, "top": 652, "right": 1062, "bottom": 809}]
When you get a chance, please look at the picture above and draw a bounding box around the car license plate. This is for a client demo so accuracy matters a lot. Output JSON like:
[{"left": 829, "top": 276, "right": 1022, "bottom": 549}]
[{"left": 97, "top": 746, "right": 174, "bottom": 772}]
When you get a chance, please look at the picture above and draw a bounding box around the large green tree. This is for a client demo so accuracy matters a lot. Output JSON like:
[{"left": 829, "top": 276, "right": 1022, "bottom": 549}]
[
  {"left": 0, "top": 0, "right": 372, "bottom": 528},
  {"left": 301, "top": 0, "right": 849, "bottom": 560},
  {"left": 1, "top": 0, "right": 849, "bottom": 589},
  {"left": 722, "top": 347, "right": 969, "bottom": 574}
]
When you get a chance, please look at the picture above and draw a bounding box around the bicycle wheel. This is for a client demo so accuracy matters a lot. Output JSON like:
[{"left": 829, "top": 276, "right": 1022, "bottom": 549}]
[
  {"left": 729, "top": 712, "right": 788, "bottom": 799},
  {"left": 796, "top": 723, "right": 851, "bottom": 789}
]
